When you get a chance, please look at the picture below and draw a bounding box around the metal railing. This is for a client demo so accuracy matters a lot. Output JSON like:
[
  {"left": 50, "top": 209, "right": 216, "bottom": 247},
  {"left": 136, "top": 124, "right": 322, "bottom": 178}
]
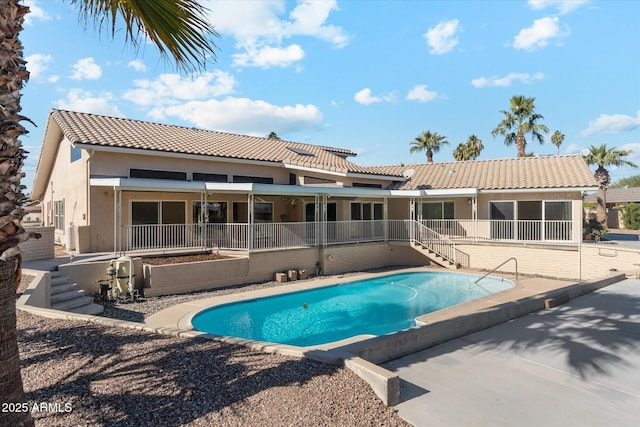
[
  {"left": 474, "top": 257, "right": 519, "bottom": 284},
  {"left": 420, "top": 219, "right": 573, "bottom": 243},
  {"left": 118, "top": 218, "right": 577, "bottom": 253}
]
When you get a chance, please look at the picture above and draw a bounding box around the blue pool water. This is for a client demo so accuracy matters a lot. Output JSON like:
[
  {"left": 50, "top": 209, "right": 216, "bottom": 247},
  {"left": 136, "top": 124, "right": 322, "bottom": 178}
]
[{"left": 191, "top": 271, "right": 514, "bottom": 347}]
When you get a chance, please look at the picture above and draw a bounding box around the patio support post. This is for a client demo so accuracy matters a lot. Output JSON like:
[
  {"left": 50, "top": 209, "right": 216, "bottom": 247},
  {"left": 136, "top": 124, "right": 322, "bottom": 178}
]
[
  {"left": 322, "top": 194, "right": 328, "bottom": 247},
  {"left": 384, "top": 197, "right": 388, "bottom": 242},
  {"left": 472, "top": 196, "right": 478, "bottom": 243},
  {"left": 200, "top": 191, "right": 206, "bottom": 250},
  {"left": 113, "top": 188, "right": 118, "bottom": 256},
  {"left": 314, "top": 194, "right": 320, "bottom": 247},
  {"left": 409, "top": 198, "right": 416, "bottom": 242},
  {"left": 248, "top": 193, "right": 254, "bottom": 252}
]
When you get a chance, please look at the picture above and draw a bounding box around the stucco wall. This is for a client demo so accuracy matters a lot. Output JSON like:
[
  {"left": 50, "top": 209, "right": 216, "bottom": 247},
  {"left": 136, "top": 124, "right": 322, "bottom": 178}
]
[
  {"left": 456, "top": 242, "right": 640, "bottom": 281},
  {"left": 143, "top": 243, "right": 429, "bottom": 296},
  {"left": 41, "top": 137, "right": 89, "bottom": 239},
  {"left": 19, "top": 226, "right": 55, "bottom": 261}
]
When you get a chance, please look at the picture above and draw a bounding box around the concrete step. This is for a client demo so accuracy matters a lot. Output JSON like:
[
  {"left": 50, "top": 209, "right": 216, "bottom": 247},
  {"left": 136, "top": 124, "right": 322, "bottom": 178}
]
[
  {"left": 51, "top": 289, "right": 86, "bottom": 304},
  {"left": 51, "top": 275, "right": 72, "bottom": 286},
  {"left": 51, "top": 282, "right": 77, "bottom": 295},
  {"left": 50, "top": 270, "right": 62, "bottom": 278},
  {"left": 51, "top": 295, "right": 95, "bottom": 311},
  {"left": 68, "top": 303, "right": 104, "bottom": 316}
]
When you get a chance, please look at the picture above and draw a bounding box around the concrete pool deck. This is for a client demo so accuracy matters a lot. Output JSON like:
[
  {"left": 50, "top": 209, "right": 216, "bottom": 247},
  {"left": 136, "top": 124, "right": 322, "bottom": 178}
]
[
  {"left": 144, "top": 266, "right": 627, "bottom": 406},
  {"left": 385, "top": 277, "right": 640, "bottom": 427}
]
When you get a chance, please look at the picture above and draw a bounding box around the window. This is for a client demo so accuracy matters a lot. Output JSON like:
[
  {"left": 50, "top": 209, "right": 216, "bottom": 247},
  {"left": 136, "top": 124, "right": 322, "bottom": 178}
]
[
  {"left": 350, "top": 202, "right": 383, "bottom": 220},
  {"left": 130, "top": 169, "right": 187, "bottom": 181},
  {"left": 488, "top": 200, "right": 572, "bottom": 241},
  {"left": 545, "top": 201, "right": 571, "bottom": 221},
  {"left": 232, "top": 175, "right": 274, "bottom": 184},
  {"left": 193, "top": 172, "right": 227, "bottom": 182},
  {"left": 131, "top": 201, "right": 185, "bottom": 225},
  {"left": 254, "top": 203, "right": 273, "bottom": 223},
  {"left": 54, "top": 200, "right": 64, "bottom": 230},
  {"left": 352, "top": 182, "right": 383, "bottom": 188},
  {"left": 422, "top": 201, "right": 454, "bottom": 219},
  {"left": 193, "top": 201, "right": 228, "bottom": 223},
  {"left": 545, "top": 201, "right": 572, "bottom": 240},
  {"left": 232, "top": 202, "right": 273, "bottom": 223}
]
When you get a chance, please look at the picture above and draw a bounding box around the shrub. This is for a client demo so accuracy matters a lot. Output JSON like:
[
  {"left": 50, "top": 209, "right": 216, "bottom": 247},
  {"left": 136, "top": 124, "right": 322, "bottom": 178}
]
[
  {"left": 584, "top": 218, "right": 607, "bottom": 241},
  {"left": 622, "top": 203, "right": 640, "bottom": 230}
]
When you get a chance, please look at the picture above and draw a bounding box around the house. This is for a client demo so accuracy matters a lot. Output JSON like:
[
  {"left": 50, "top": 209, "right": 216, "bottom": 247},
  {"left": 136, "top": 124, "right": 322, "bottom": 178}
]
[
  {"left": 30, "top": 109, "right": 599, "bottom": 283},
  {"left": 584, "top": 187, "right": 640, "bottom": 228}
]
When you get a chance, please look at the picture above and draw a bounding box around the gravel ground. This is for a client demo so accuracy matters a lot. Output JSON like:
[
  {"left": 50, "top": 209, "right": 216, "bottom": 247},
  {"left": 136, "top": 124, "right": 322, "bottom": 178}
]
[{"left": 16, "top": 270, "right": 412, "bottom": 427}]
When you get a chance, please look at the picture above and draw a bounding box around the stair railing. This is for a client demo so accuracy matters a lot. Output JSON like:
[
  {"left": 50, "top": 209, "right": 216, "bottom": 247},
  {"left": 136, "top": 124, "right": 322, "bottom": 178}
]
[
  {"left": 412, "top": 220, "right": 459, "bottom": 266},
  {"left": 474, "top": 257, "right": 518, "bottom": 284}
]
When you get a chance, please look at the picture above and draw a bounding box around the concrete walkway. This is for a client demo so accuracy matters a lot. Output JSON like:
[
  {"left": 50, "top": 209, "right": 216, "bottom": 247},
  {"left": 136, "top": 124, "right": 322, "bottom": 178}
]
[{"left": 384, "top": 279, "right": 640, "bottom": 427}]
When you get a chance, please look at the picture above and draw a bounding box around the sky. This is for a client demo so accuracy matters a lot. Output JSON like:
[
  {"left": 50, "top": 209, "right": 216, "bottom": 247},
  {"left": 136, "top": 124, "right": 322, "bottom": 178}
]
[{"left": 19, "top": 0, "right": 640, "bottom": 193}]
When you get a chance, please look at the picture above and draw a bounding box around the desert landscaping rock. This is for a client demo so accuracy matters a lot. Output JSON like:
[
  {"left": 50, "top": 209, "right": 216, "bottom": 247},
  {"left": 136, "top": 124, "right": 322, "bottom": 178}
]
[{"left": 16, "top": 273, "right": 410, "bottom": 426}]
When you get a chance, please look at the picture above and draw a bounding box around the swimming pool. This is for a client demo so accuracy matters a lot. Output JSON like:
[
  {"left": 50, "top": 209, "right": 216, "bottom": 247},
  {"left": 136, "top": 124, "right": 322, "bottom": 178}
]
[{"left": 191, "top": 271, "right": 514, "bottom": 347}]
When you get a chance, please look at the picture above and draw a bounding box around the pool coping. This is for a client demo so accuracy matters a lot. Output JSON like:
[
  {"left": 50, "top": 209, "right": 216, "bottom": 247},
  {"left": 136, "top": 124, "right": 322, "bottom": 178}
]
[{"left": 143, "top": 267, "right": 627, "bottom": 405}]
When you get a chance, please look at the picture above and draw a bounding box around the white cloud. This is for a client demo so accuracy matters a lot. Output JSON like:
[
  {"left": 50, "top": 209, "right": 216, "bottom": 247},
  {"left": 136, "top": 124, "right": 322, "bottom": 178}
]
[
  {"left": 513, "top": 17, "right": 568, "bottom": 51},
  {"left": 127, "top": 60, "right": 147, "bottom": 72},
  {"left": 151, "top": 97, "right": 323, "bottom": 136},
  {"left": 354, "top": 88, "right": 394, "bottom": 106},
  {"left": 564, "top": 143, "right": 582, "bottom": 154},
  {"left": 528, "top": 0, "right": 590, "bottom": 15},
  {"left": 70, "top": 57, "right": 102, "bottom": 80},
  {"left": 123, "top": 71, "right": 237, "bottom": 106},
  {"left": 206, "top": 0, "right": 348, "bottom": 68},
  {"left": 24, "top": 0, "right": 52, "bottom": 26},
  {"left": 284, "top": 0, "right": 349, "bottom": 48},
  {"left": 233, "top": 44, "right": 305, "bottom": 68},
  {"left": 25, "top": 53, "right": 52, "bottom": 79},
  {"left": 55, "top": 89, "right": 123, "bottom": 117},
  {"left": 471, "top": 72, "right": 544, "bottom": 88},
  {"left": 581, "top": 111, "right": 640, "bottom": 137},
  {"left": 406, "top": 85, "right": 438, "bottom": 102},
  {"left": 424, "top": 19, "right": 459, "bottom": 55}
]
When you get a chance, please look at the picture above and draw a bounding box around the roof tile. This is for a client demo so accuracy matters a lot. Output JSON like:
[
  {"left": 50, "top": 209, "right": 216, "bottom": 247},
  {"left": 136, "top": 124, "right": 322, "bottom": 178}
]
[
  {"left": 50, "top": 109, "right": 385, "bottom": 177},
  {"left": 366, "top": 156, "right": 597, "bottom": 190}
]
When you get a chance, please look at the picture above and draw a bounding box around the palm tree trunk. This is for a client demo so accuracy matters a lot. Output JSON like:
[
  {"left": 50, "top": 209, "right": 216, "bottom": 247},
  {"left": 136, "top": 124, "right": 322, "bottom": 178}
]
[
  {"left": 0, "top": 259, "right": 33, "bottom": 427},
  {"left": 596, "top": 188, "right": 608, "bottom": 226},
  {"left": 516, "top": 132, "right": 526, "bottom": 158},
  {"left": 0, "top": 2, "right": 33, "bottom": 426},
  {"left": 427, "top": 150, "right": 433, "bottom": 163}
]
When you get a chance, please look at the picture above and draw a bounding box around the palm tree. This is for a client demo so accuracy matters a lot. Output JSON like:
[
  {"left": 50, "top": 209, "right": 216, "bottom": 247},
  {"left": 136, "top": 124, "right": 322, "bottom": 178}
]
[
  {"left": 465, "top": 134, "right": 483, "bottom": 160},
  {"left": 1, "top": 2, "right": 218, "bottom": 426},
  {"left": 584, "top": 144, "right": 637, "bottom": 226},
  {"left": 267, "top": 131, "right": 281, "bottom": 140},
  {"left": 410, "top": 130, "right": 449, "bottom": 163},
  {"left": 453, "top": 135, "right": 483, "bottom": 161},
  {"left": 491, "top": 95, "right": 549, "bottom": 157},
  {"left": 551, "top": 130, "right": 564, "bottom": 155},
  {"left": 453, "top": 143, "right": 469, "bottom": 161}
]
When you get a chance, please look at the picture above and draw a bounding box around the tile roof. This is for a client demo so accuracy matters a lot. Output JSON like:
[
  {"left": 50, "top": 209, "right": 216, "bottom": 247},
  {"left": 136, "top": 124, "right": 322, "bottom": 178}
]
[
  {"left": 584, "top": 187, "right": 640, "bottom": 203},
  {"left": 50, "top": 109, "right": 392, "bottom": 176},
  {"left": 366, "top": 156, "right": 598, "bottom": 190}
]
